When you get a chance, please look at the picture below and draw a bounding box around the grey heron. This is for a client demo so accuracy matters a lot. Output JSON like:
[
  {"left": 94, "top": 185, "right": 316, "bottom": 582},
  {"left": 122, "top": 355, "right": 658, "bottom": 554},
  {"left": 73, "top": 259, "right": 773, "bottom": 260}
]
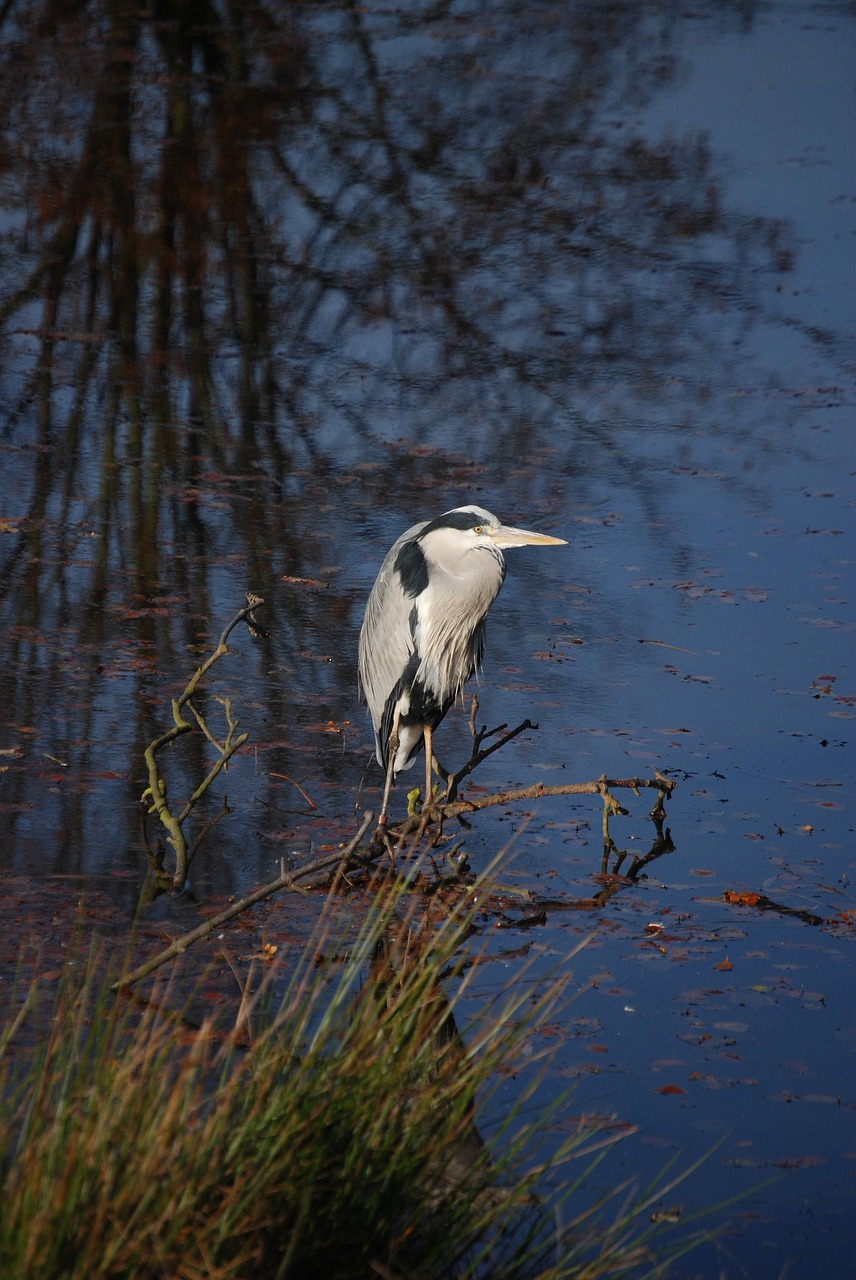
[{"left": 358, "top": 504, "right": 567, "bottom": 827}]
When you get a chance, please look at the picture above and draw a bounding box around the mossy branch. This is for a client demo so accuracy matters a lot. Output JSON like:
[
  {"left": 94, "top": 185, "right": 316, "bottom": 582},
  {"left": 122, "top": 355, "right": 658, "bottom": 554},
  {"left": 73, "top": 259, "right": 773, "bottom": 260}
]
[
  {"left": 141, "top": 595, "right": 265, "bottom": 892},
  {"left": 440, "top": 772, "right": 673, "bottom": 819},
  {"left": 384, "top": 771, "right": 674, "bottom": 851}
]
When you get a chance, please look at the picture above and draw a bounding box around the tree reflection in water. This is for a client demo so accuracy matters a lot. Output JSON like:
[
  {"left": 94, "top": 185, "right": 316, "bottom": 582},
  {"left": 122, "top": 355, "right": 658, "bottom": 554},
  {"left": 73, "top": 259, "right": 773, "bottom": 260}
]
[{"left": 0, "top": 0, "right": 794, "bottom": 875}]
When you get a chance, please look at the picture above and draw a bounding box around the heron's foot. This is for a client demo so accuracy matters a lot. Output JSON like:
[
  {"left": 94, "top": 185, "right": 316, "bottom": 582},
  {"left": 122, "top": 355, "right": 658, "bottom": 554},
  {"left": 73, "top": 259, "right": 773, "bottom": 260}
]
[
  {"left": 432, "top": 778, "right": 453, "bottom": 805},
  {"left": 407, "top": 783, "right": 448, "bottom": 820}
]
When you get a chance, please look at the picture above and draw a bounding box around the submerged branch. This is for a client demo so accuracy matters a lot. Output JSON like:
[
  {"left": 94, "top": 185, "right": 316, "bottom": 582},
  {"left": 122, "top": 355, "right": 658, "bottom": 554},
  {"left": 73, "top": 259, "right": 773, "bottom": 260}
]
[{"left": 116, "top": 814, "right": 375, "bottom": 989}]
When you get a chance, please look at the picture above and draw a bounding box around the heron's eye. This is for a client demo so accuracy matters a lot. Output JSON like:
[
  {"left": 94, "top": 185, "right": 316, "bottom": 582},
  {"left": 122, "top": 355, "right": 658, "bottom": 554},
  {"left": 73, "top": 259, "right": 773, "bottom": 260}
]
[{"left": 472, "top": 524, "right": 483, "bottom": 534}]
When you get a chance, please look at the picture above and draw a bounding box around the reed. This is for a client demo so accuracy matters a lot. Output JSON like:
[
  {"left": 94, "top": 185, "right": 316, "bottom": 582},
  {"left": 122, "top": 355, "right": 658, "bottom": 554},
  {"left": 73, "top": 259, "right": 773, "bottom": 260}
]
[{"left": 0, "top": 878, "right": 696, "bottom": 1279}]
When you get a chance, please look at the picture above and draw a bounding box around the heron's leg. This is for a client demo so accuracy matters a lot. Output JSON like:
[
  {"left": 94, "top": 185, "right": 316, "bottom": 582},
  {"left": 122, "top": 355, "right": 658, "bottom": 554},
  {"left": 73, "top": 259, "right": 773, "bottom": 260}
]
[
  {"left": 378, "top": 714, "right": 400, "bottom": 830},
  {"left": 429, "top": 748, "right": 453, "bottom": 799},
  {"left": 423, "top": 724, "right": 434, "bottom": 812},
  {"left": 378, "top": 755, "right": 396, "bottom": 829}
]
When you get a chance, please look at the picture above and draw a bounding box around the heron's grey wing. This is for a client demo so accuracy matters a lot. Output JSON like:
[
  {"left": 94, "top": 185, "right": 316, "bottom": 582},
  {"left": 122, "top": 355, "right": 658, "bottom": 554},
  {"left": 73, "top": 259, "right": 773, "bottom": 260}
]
[{"left": 358, "top": 520, "right": 428, "bottom": 762}]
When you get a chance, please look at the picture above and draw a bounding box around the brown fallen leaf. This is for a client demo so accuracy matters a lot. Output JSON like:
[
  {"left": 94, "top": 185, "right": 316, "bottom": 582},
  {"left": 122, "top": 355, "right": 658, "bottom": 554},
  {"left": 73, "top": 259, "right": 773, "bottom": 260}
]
[
  {"left": 281, "top": 575, "right": 330, "bottom": 589},
  {"left": 714, "top": 958, "right": 734, "bottom": 972},
  {"left": 723, "top": 890, "right": 761, "bottom": 907}
]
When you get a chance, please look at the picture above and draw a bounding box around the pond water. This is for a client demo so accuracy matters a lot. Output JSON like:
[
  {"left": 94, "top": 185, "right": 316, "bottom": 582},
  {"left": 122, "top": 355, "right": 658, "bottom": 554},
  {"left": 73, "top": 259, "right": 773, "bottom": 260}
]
[{"left": 1, "top": 1, "right": 854, "bottom": 1275}]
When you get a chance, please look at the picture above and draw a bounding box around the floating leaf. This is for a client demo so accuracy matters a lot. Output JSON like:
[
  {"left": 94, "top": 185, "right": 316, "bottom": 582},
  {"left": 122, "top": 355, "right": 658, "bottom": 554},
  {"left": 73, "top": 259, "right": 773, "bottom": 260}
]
[
  {"left": 723, "top": 890, "right": 761, "bottom": 907},
  {"left": 281, "top": 575, "right": 331, "bottom": 589}
]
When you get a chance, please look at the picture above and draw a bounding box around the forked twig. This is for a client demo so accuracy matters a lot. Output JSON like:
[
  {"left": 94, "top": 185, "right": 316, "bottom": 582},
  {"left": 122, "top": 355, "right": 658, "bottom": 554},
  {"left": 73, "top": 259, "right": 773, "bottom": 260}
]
[
  {"left": 444, "top": 715, "right": 535, "bottom": 802},
  {"left": 141, "top": 595, "right": 265, "bottom": 891}
]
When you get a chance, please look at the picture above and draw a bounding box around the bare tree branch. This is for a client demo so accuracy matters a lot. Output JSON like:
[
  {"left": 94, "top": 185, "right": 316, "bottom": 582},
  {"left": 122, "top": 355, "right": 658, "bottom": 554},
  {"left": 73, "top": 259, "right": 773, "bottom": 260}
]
[{"left": 387, "top": 772, "right": 674, "bottom": 843}]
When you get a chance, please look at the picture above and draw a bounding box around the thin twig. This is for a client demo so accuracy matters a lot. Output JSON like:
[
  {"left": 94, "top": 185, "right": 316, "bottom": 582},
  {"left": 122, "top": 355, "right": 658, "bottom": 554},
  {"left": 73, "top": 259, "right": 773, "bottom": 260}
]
[
  {"left": 447, "top": 718, "right": 534, "bottom": 800},
  {"left": 185, "top": 797, "right": 232, "bottom": 866},
  {"left": 187, "top": 698, "right": 226, "bottom": 754},
  {"left": 142, "top": 598, "right": 263, "bottom": 888},
  {"left": 176, "top": 734, "right": 249, "bottom": 827},
  {"left": 270, "top": 771, "right": 318, "bottom": 811}
]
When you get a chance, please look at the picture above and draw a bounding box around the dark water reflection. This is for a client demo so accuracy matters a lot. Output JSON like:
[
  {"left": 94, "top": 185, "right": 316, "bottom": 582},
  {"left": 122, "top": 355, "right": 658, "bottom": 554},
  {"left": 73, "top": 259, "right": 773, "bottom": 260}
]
[
  {"left": 1, "top": 0, "right": 799, "bottom": 846},
  {"left": 1, "top": 1, "right": 854, "bottom": 1274}
]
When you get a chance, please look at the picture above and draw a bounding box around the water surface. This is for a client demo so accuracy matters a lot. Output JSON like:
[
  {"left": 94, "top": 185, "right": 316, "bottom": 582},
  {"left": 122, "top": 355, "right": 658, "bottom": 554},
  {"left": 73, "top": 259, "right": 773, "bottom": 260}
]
[{"left": 1, "top": 2, "right": 854, "bottom": 1274}]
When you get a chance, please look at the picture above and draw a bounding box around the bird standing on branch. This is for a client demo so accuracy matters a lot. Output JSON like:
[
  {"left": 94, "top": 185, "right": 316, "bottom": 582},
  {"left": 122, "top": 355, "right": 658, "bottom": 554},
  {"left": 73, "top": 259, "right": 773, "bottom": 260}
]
[{"left": 358, "top": 504, "right": 567, "bottom": 827}]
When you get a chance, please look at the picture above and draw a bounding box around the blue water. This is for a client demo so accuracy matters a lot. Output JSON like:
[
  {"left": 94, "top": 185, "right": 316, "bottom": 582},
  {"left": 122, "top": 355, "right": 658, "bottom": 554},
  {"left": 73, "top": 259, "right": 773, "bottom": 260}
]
[{"left": 0, "top": 1, "right": 854, "bottom": 1274}]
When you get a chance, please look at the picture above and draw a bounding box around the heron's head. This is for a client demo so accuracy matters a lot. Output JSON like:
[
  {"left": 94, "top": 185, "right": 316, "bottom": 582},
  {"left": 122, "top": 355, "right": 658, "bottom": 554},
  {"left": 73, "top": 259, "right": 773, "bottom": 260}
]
[{"left": 421, "top": 505, "right": 567, "bottom": 551}]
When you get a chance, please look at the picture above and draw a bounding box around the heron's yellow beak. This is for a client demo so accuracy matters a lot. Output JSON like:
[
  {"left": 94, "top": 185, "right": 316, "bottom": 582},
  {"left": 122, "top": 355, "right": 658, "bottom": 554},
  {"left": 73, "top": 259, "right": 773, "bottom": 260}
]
[{"left": 488, "top": 524, "right": 567, "bottom": 549}]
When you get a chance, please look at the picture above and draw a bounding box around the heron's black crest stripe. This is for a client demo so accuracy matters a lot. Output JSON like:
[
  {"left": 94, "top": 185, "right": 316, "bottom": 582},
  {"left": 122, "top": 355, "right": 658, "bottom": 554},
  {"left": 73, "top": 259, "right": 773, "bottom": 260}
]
[
  {"left": 395, "top": 539, "right": 429, "bottom": 598},
  {"left": 419, "top": 510, "right": 484, "bottom": 537}
]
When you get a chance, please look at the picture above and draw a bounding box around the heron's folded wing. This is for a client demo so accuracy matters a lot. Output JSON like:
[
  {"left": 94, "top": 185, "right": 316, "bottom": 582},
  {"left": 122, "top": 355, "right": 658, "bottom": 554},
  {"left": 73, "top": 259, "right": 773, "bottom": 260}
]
[{"left": 358, "top": 521, "right": 428, "bottom": 746}]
